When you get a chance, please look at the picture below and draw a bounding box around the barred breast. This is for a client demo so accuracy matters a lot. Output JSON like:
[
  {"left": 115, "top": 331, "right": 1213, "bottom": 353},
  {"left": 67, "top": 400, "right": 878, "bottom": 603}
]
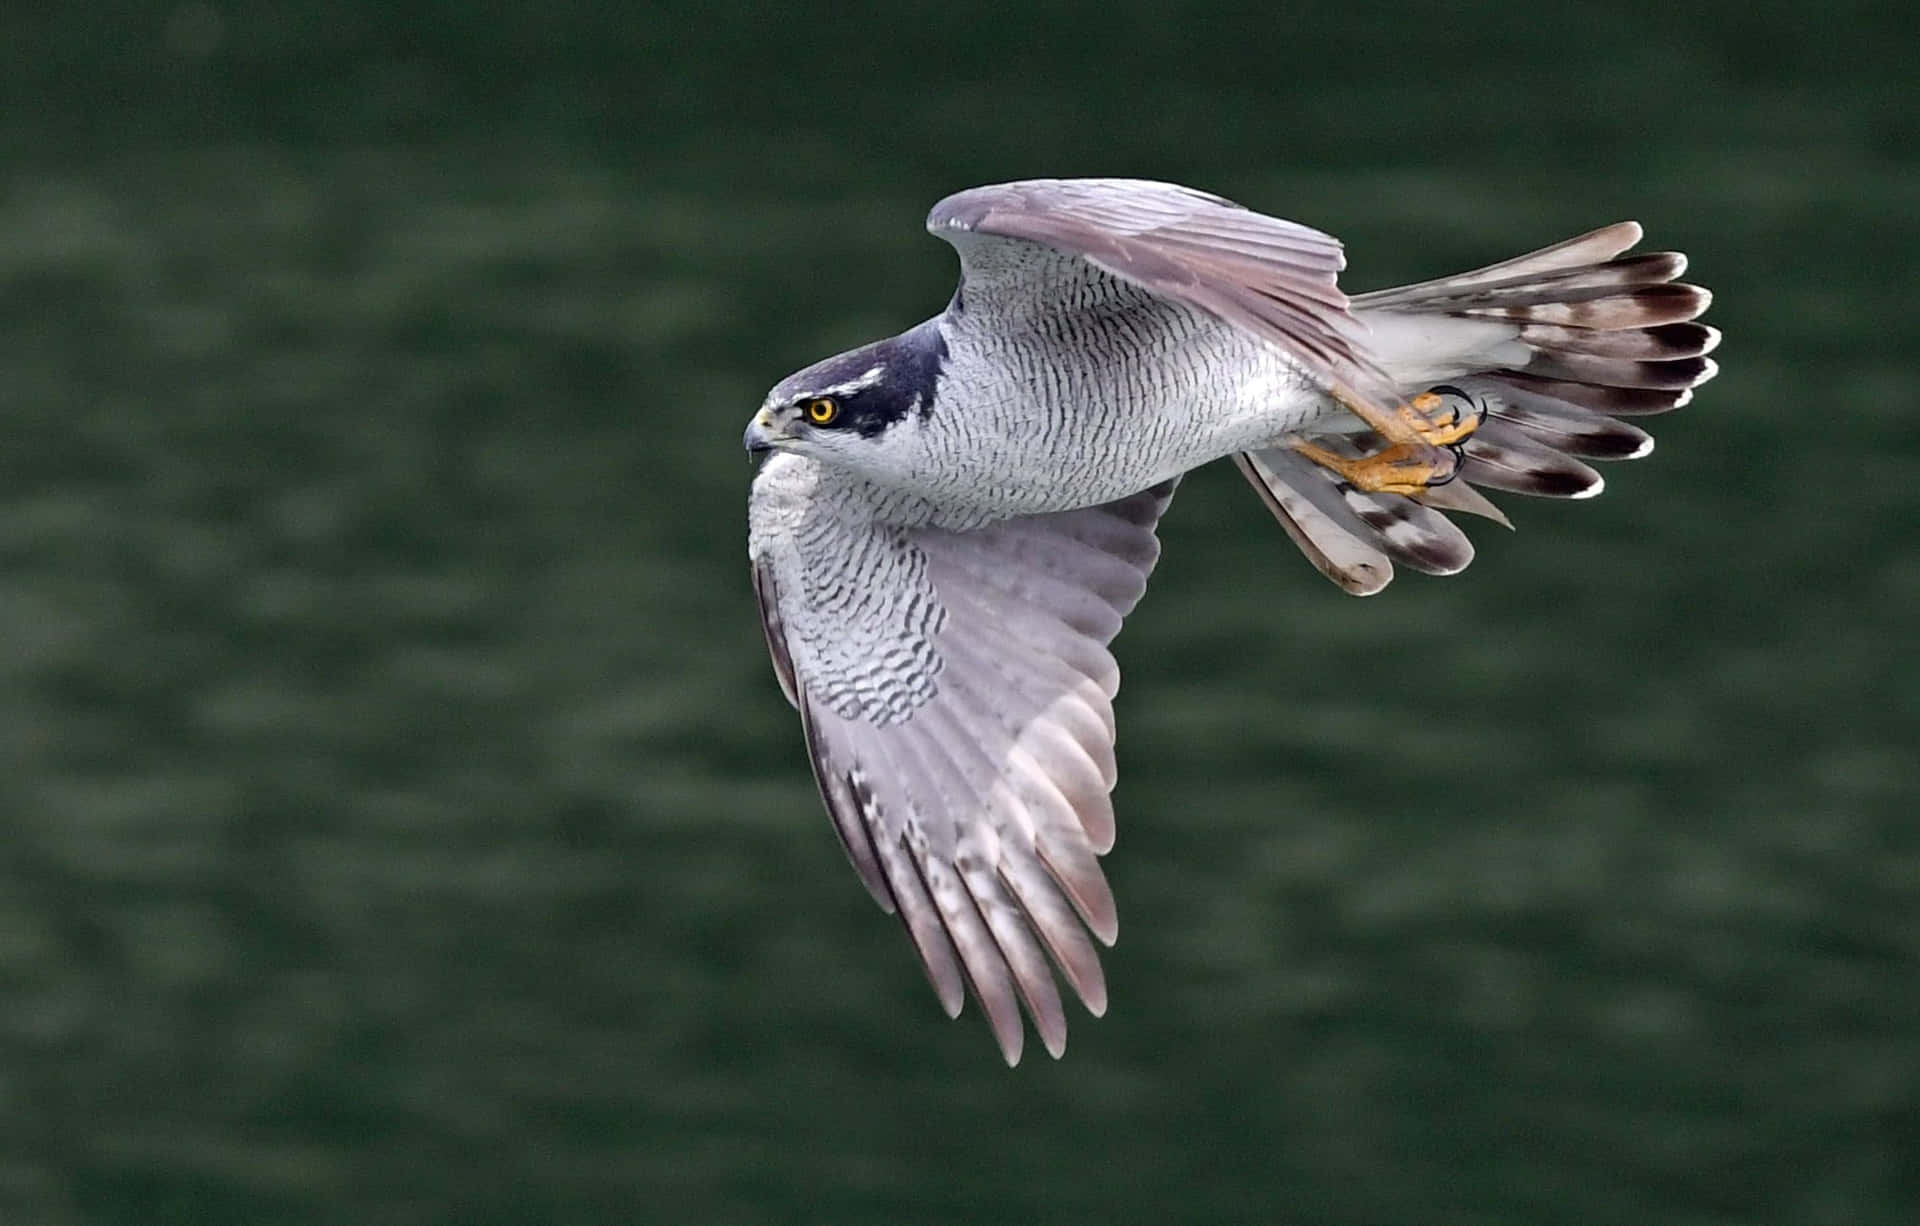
[{"left": 914, "top": 284, "right": 1330, "bottom": 522}]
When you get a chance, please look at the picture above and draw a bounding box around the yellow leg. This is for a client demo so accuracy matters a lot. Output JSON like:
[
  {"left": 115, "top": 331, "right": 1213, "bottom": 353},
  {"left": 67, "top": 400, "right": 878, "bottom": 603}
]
[
  {"left": 1293, "top": 388, "right": 1483, "bottom": 495},
  {"left": 1331, "top": 388, "right": 1482, "bottom": 448},
  {"left": 1289, "top": 437, "right": 1461, "bottom": 497}
]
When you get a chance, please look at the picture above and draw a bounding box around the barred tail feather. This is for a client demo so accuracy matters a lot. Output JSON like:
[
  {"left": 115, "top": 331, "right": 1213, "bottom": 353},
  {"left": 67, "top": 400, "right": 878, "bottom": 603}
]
[
  {"left": 1235, "top": 444, "right": 1476, "bottom": 594},
  {"left": 1352, "top": 221, "right": 1647, "bottom": 303},
  {"left": 1233, "top": 451, "right": 1393, "bottom": 596},
  {"left": 1240, "top": 221, "right": 1717, "bottom": 593}
]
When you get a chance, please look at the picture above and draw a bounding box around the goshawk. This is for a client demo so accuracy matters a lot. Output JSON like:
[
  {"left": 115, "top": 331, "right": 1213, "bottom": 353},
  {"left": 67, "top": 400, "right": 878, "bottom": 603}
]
[{"left": 743, "top": 178, "right": 1717, "bottom": 1064}]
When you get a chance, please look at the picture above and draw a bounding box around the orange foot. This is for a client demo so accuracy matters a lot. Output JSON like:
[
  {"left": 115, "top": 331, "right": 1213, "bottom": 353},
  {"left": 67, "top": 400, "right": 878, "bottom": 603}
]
[
  {"left": 1395, "top": 390, "right": 1482, "bottom": 448},
  {"left": 1292, "top": 387, "right": 1485, "bottom": 495},
  {"left": 1289, "top": 437, "right": 1462, "bottom": 496}
]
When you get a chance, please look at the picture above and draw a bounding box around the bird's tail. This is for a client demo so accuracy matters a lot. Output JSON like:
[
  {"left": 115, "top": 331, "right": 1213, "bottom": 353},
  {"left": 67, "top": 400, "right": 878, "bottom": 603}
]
[{"left": 1236, "top": 222, "right": 1718, "bottom": 595}]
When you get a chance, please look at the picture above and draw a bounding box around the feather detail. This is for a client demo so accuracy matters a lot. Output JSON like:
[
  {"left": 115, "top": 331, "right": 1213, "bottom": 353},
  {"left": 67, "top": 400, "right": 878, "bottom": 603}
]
[
  {"left": 1337, "top": 487, "right": 1476, "bottom": 576},
  {"left": 1460, "top": 283, "right": 1711, "bottom": 328},
  {"left": 748, "top": 460, "right": 1172, "bottom": 1061},
  {"left": 1232, "top": 451, "right": 1392, "bottom": 595},
  {"left": 1257, "top": 220, "right": 1714, "bottom": 592},
  {"left": 1412, "top": 479, "right": 1513, "bottom": 529},
  {"left": 1520, "top": 351, "right": 1716, "bottom": 390},
  {"left": 998, "top": 856, "right": 1110, "bottom": 1016},
  {"left": 1357, "top": 251, "right": 1689, "bottom": 312},
  {"left": 1347, "top": 222, "right": 1645, "bottom": 307},
  {"left": 1474, "top": 382, "right": 1656, "bottom": 459},
  {"left": 1234, "top": 443, "right": 1476, "bottom": 585},
  {"left": 1516, "top": 320, "right": 1720, "bottom": 360},
  {"left": 911, "top": 696, "right": 1108, "bottom": 1017},
  {"left": 860, "top": 775, "right": 968, "bottom": 1017},
  {"left": 1462, "top": 425, "right": 1605, "bottom": 499}
]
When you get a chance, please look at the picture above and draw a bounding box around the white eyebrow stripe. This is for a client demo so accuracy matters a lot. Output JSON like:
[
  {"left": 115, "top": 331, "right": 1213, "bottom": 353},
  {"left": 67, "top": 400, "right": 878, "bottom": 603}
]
[{"left": 809, "top": 365, "right": 888, "bottom": 398}]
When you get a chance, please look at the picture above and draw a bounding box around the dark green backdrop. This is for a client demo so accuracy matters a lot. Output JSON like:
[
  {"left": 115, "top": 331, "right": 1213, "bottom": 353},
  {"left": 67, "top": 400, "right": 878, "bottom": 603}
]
[{"left": 3, "top": 2, "right": 1915, "bottom": 1223}]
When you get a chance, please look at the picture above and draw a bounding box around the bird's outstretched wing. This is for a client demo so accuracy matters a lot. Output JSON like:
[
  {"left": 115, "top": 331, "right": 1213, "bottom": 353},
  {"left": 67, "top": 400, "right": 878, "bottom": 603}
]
[
  {"left": 749, "top": 455, "right": 1176, "bottom": 1064},
  {"left": 927, "top": 177, "right": 1402, "bottom": 408}
]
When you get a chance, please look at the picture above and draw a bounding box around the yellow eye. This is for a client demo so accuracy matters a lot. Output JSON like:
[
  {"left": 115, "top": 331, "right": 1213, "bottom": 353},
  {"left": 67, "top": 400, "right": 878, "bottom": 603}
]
[{"left": 803, "top": 396, "right": 840, "bottom": 426}]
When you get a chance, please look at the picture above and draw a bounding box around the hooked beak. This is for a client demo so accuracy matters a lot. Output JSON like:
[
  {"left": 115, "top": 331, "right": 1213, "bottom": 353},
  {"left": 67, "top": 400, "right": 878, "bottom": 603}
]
[{"left": 742, "top": 409, "right": 785, "bottom": 455}]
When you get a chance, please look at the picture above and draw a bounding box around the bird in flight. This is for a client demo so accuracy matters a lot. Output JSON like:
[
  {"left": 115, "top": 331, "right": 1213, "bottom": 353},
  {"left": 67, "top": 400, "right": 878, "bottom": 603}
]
[{"left": 743, "top": 178, "right": 1717, "bottom": 1064}]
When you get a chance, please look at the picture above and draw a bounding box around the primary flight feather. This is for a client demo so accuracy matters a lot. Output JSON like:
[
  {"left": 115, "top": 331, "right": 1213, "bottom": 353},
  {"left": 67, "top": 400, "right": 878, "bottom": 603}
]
[{"left": 743, "top": 178, "right": 1718, "bottom": 1064}]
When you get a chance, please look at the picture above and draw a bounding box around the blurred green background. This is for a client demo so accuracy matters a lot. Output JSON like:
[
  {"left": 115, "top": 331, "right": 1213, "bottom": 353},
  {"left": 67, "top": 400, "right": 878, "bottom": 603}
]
[{"left": 2, "top": 2, "right": 1916, "bottom": 1223}]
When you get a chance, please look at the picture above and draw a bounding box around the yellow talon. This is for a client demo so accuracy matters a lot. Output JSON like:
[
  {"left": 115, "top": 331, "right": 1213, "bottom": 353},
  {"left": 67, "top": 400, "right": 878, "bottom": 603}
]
[
  {"left": 1403, "top": 392, "right": 1479, "bottom": 447},
  {"left": 1291, "top": 386, "right": 1483, "bottom": 495},
  {"left": 1289, "top": 437, "right": 1461, "bottom": 496}
]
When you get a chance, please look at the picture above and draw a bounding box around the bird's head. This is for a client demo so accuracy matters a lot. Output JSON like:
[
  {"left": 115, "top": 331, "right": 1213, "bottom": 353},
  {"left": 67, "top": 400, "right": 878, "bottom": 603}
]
[{"left": 743, "top": 321, "right": 947, "bottom": 482}]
